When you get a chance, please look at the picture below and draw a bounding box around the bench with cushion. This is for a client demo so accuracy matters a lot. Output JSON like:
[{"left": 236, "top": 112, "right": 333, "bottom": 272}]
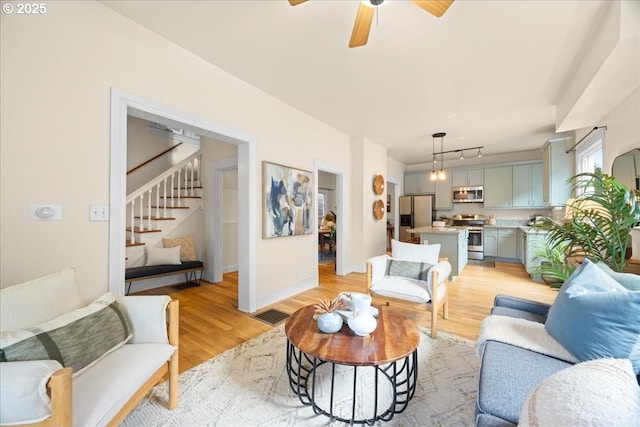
[{"left": 125, "top": 260, "right": 204, "bottom": 295}]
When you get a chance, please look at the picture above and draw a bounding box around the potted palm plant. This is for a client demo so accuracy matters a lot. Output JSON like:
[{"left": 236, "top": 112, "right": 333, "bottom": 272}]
[{"left": 533, "top": 170, "right": 640, "bottom": 286}]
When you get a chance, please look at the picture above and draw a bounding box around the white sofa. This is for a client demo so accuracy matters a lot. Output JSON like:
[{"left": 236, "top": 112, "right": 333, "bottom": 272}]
[
  {"left": 0, "top": 267, "right": 179, "bottom": 426},
  {"left": 366, "top": 239, "right": 451, "bottom": 338}
]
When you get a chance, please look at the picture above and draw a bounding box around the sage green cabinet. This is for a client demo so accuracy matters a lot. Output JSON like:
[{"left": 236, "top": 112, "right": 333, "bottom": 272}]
[
  {"left": 484, "top": 167, "right": 512, "bottom": 208},
  {"left": 484, "top": 227, "right": 498, "bottom": 257},
  {"left": 435, "top": 173, "right": 453, "bottom": 210},
  {"left": 404, "top": 172, "right": 435, "bottom": 195},
  {"left": 485, "top": 227, "right": 518, "bottom": 258},
  {"left": 512, "top": 163, "right": 544, "bottom": 208},
  {"left": 497, "top": 228, "right": 517, "bottom": 258},
  {"left": 419, "top": 229, "right": 468, "bottom": 279},
  {"left": 452, "top": 169, "right": 484, "bottom": 187},
  {"left": 543, "top": 140, "right": 574, "bottom": 206}
]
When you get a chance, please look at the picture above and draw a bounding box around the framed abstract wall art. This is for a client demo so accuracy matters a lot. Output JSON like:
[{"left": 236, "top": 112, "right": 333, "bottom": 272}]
[{"left": 263, "top": 161, "right": 313, "bottom": 238}]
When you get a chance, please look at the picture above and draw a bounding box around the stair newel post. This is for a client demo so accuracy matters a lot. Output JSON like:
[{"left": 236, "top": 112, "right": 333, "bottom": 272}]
[{"left": 138, "top": 194, "right": 145, "bottom": 232}]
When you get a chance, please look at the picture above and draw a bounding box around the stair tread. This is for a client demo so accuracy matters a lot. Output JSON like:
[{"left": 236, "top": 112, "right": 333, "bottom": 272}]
[
  {"left": 160, "top": 196, "right": 202, "bottom": 199},
  {"left": 127, "top": 227, "right": 162, "bottom": 233},
  {"left": 126, "top": 242, "right": 146, "bottom": 247},
  {"left": 133, "top": 216, "right": 176, "bottom": 221}
]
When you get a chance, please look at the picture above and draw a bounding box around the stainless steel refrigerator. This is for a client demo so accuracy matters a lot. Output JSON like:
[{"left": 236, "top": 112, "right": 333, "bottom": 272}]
[{"left": 399, "top": 195, "right": 435, "bottom": 242}]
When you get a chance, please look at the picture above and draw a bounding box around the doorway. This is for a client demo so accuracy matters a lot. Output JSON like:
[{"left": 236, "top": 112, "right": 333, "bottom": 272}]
[
  {"left": 315, "top": 160, "right": 345, "bottom": 277},
  {"left": 109, "top": 89, "right": 258, "bottom": 312}
]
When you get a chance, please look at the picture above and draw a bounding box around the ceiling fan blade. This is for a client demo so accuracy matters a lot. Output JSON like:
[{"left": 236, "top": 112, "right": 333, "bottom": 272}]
[
  {"left": 288, "top": 0, "right": 307, "bottom": 5},
  {"left": 349, "top": 3, "right": 375, "bottom": 48},
  {"left": 411, "top": 0, "right": 454, "bottom": 18}
]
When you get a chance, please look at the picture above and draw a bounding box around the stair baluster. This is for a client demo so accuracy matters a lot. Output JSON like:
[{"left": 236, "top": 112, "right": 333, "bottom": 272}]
[
  {"left": 126, "top": 152, "right": 201, "bottom": 249},
  {"left": 130, "top": 199, "right": 136, "bottom": 244}
]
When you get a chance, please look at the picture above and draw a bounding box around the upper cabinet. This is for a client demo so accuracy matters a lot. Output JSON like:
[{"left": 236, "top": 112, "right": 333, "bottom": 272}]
[
  {"left": 452, "top": 169, "right": 484, "bottom": 187},
  {"left": 435, "top": 173, "right": 453, "bottom": 210},
  {"left": 484, "top": 166, "right": 513, "bottom": 208},
  {"left": 542, "top": 140, "right": 574, "bottom": 206},
  {"left": 404, "top": 172, "right": 436, "bottom": 195},
  {"left": 512, "top": 163, "right": 544, "bottom": 208}
]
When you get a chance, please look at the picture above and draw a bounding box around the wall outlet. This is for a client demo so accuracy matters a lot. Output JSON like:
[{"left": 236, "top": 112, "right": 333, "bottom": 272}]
[{"left": 90, "top": 205, "right": 109, "bottom": 221}]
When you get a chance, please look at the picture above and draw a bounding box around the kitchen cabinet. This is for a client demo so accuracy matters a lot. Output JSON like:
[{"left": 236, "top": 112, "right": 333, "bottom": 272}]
[
  {"left": 497, "top": 228, "right": 517, "bottom": 258},
  {"left": 452, "top": 169, "right": 484, "bottom": 187},
  {"left": 417, "top": 227, "right": 468, "bottom": 280},
  {"left": 522, "top": 229, "right": 550, "bottom": 276},
  {"left": 484, "top": 167, "right": 512, "bottom": 208},
  {"left": 484, "top": 228, "right": 498, "bottom": 257},
  {"left": 484, "top": 227, "right": 517, "bottom": 259},
  {"left": 435, "top": 173, "right": 453, "bottom": 210},
  {"left": 404, "top": 172, "right": 435, "bottom": 195},
  {"left": 543, "top": 140, "right": 574, "bottom": 206},
  {"left": 512, "top": 163, "right": 544, "bottom": 208}
]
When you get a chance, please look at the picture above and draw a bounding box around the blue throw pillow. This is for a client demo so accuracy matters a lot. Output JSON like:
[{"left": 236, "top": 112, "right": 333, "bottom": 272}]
[
  {"left": 545, "top": 259, "right": 640, "bottom": 373},
  {"left": 595, "top": 261, "right": 640, "bottom": 291}
]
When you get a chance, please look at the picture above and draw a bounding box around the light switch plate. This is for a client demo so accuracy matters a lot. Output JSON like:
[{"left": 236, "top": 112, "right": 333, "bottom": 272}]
[{"left": 90, "top": 205, "right": 109, "bottom": 221}]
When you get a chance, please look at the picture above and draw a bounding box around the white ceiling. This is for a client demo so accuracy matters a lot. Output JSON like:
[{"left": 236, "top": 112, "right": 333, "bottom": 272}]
[{"left": 103, "top": 0, "right": 610, "bottom": 165}]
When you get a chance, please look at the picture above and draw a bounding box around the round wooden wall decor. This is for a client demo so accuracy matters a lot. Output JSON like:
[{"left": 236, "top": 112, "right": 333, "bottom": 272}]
[
  {"left": 373, "top": 175, "right": 385, "bottom": 195},
  {"left": 373, "top": 199, "right": 385, "bottom": 220}
]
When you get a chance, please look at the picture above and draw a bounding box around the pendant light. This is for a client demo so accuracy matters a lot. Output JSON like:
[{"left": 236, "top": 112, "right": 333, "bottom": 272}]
[
  {"left": 430, "top": 134, "right": 438, "bottom": 181},
  {"left": 433, "top": 132, "right": 447, "bottom": 180}
]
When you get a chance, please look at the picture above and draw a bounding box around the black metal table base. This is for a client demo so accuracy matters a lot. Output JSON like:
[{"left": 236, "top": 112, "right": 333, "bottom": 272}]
[{"left": 286, "top": 340, "right": 418, "bottom": 425}]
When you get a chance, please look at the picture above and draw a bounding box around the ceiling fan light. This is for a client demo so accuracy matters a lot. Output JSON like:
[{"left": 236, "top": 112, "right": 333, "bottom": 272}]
[{"left": 363, "top": 0, "right": 385, "bottom": 7}]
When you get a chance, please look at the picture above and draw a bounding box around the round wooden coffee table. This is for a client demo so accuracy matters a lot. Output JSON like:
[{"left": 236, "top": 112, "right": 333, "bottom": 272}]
[{"left": 284, "top": 304, "right": 420, "bottom": 424}]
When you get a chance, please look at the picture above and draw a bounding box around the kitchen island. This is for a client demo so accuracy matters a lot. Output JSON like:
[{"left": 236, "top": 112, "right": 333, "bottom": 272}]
[{"left": 408, "top": 226, "right": 468, "bottom": 280}]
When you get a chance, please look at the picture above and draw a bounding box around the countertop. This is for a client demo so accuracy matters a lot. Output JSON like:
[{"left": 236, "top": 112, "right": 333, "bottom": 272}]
[
  {"left": 408, "top": 226, "right": 467, "bottom": 235},
  {"left": 484, "top": 224, "right": 549, "bottom": 234}
]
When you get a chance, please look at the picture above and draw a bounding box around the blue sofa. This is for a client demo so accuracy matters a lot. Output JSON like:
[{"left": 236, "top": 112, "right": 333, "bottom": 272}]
[
  {"left": 475, "top": 295, "right": 571, "bottom": 426},
  {"left": 476, "top": 290, "right": 640, "bottom": 427}
]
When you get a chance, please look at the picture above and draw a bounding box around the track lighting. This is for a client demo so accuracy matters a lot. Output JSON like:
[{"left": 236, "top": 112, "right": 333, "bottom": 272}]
[{"left": 477, "top": 149, "right": 482, "bottom": 158}]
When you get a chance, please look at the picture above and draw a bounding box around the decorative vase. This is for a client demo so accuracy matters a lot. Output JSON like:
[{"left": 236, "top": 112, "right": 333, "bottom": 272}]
[
  {"left": 348, "top": 308, "right": 377, "bottom": 336},
  {"left": 317, "top": 312, "right": 343, "bottom": 333}
]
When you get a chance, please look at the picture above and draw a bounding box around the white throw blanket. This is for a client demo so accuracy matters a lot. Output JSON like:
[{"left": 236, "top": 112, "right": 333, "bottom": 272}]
[{"left": 477, "top": 315, "right": 579, "bottom": 363}]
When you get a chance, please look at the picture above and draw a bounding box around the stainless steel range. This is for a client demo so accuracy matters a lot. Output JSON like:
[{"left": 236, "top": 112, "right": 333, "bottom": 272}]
[{"left": 452, "top": 214, "right": 486, "bottom": 260}]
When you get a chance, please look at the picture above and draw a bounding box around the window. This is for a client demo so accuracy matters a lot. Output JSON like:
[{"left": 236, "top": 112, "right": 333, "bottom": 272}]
[
  {"left": 576, "top": 129, "right": 604, "bottom": 175},
  {"left": 317, "top": 192, "right": 326, "bottom": 220}
]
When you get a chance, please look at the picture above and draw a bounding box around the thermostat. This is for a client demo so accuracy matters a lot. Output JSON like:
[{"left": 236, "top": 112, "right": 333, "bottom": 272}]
[{"left": 29, "top": 204, "right": 62, "bottom": 220}]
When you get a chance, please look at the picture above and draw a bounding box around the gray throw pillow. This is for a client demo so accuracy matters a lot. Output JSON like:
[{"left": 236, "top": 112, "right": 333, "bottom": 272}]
[
  {"left": 385, "top": 259, "right": 433, "bottom": 281},
  {"left": 0, "top": 293, "right": 131, "bottom": 376}
]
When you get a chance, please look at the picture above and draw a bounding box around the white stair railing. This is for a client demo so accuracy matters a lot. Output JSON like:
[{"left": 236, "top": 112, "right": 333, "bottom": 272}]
[{"left": 126, "top": 152, "right": 201, "bottom": 244}]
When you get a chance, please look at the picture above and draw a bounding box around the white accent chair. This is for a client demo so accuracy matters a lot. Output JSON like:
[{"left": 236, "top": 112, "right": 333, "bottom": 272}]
[{"left": 366, "top": 239, "right": 451, "bottom": 338}]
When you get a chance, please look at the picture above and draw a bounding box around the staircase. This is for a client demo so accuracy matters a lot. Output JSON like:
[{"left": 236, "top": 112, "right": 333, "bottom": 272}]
[{"left": 125, "top": 151, "right": 202, "bottom": 267}]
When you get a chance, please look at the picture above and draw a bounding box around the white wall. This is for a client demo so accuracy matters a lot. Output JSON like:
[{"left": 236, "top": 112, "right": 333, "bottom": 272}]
[
  {"left": 351, "top": 137, "right": 388, "bottom": 272},
  {"left": 0, "top": 1, "right": 352, "bottom": 302}
]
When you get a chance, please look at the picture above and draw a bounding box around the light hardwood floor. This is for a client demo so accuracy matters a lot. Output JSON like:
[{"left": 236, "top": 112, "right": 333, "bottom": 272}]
[{"left": 134, "top": 261, "right": 558, "bottom": 374}]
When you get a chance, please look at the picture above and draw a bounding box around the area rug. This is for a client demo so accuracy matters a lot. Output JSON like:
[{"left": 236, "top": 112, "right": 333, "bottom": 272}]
[{"left": 122, "top": 325, "right": 479, "bottom": 426}]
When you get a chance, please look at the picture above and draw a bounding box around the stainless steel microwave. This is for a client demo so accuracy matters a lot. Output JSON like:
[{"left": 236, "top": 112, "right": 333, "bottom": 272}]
[{"left": 452, "top": 186, "right": 484, "bottom": 203}]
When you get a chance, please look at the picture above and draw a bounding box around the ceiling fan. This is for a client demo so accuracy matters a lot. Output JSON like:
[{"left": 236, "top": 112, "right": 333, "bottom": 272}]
[{"left": 288, "top": 0, "right": 454, "bottom": 48}]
